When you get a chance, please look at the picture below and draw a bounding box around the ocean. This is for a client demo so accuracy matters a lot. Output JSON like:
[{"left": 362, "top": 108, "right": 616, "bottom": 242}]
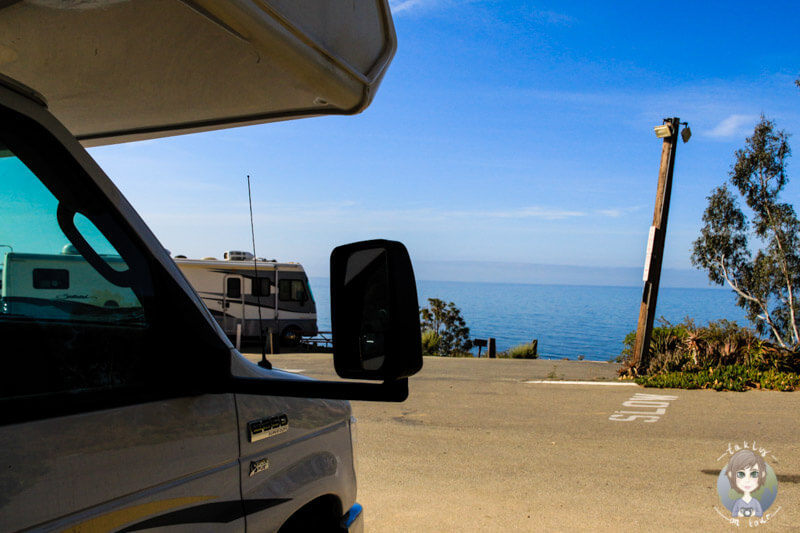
[{"left": 308, "top": 278, "right": 749, "bottom": 362}]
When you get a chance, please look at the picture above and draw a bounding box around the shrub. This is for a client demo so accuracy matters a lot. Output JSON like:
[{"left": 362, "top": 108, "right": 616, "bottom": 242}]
[
  {"left": 619, "top": 317, "right": 800, "bottom": 391},
  {"left": 421, "top": 329, "right": 441, "bottom": 356},
  {"left": 419, "top": 298, "right": 472, "bottom": 356},
  {"left": 619, "top": 318, "right": 779, "bottom": 373},
  {"left": 499, "top": 341, "right": 539, "bottom": 359},
  {"left": 636, "top": 365, "right": 800, "bottom": 392}
]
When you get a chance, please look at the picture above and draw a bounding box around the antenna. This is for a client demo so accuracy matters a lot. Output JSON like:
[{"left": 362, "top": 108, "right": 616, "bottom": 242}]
[{"left": 248, "top": 175, "right": 271, "bottom": 369}]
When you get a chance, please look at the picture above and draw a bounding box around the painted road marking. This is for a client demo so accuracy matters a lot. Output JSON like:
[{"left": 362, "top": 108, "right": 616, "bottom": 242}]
[
  {"left": 609, "top": 392, "right": 678, "bottom": 423},
  {"left": 278, "top": 369, "right": 306, "bottom": 374},
  {"left": 523, "top": 380, "right": 638, "bottom": 386}
]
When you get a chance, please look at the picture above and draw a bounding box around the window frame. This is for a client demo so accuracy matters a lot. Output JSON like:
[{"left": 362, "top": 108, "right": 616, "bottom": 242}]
[
  {"left": 226, "top": 277, "right": 242, "bottom": 299},
  {"left": 0, "top": 87, "right": 232, "bottom": 426},
  {"left": 32, "top": 268, "right": 70, "bottom": 289},
  {"left": 251, "top": 276, "right": 272, "bottom": 297},
  {"left": 278, "top": 278, "right": 309, "bottom": 303}
]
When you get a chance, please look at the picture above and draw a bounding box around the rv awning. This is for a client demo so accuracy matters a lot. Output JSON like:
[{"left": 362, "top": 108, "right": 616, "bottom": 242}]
[{"left": 0, "top": 0, "right": 396, "bottom": 146}]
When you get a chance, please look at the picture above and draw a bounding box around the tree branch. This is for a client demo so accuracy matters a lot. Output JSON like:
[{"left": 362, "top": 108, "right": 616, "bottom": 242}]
[
  {"left": 717, "top": 256, "right": 788, "bottom": 349},
  {"left": 761, "top": 198, "right": 800, "bottom": 346}
]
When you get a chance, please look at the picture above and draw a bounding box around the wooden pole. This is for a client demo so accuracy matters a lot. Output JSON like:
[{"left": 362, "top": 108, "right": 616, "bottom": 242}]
[{"left": 632, "top": 117, "right": 680, "bottom": 374}]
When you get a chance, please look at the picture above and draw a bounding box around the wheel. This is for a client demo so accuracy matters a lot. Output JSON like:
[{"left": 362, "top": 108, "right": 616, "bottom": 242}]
[{"left": 280, "top": 326, "right": 301, "bottom": 347}]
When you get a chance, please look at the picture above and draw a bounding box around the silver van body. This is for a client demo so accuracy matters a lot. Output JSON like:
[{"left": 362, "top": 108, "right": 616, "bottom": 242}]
[
  {"left": 0, "top": 62, "right": 361, "bottom": 533},
  {"left": 1, "top": 0, "right": 399, "bottom": 530}
]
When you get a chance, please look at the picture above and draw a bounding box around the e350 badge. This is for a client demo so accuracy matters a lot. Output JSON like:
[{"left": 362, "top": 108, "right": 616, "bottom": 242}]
[{"left": 248, "top": 414, "right": 289, "bottom": 443}]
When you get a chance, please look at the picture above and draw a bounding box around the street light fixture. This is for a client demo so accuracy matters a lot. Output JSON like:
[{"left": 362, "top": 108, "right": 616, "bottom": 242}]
[
  {"left": 654, "top": 120, "right": 692, "bottom": 143},
  {"left": 680, "top": 124, "right": 692, "bottom": 143},
  {"left": 653, "top": 124, "right": 672, "bottom": 138}
]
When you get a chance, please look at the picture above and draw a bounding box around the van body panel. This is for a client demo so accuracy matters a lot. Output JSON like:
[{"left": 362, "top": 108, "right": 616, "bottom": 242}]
[
  {"left": 234, "top": 393, "right": 356, "bottom": 530},
  {"left": 228, "top": 350, "right": 357, "bottom": 529},
  {"left": 0, "top": 395, "right": 243, "bottom": 532}
]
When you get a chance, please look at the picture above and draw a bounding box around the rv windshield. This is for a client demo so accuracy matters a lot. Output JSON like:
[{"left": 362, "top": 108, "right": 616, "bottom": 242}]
[{"left": 0, "top": 144, "right": 144, "bottom": 326}]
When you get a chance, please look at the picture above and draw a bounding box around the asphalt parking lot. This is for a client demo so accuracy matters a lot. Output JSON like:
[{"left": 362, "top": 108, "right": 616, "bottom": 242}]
[{"left": 247, "top": 353, "right": 800, "bottom": 532}]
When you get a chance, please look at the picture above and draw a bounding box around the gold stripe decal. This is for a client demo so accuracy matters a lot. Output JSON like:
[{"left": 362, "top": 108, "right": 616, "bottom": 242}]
[{"left": 62, "top": 495, "right": 214, "bottom": 533}]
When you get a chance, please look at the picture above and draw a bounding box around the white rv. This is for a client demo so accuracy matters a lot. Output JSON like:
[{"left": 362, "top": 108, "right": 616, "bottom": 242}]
[
  {"left": 174, "top": 251, "right": 318, "bottom": 344},
  {"left": 2, "top": 249, "right": 143, "bottom": 323}
]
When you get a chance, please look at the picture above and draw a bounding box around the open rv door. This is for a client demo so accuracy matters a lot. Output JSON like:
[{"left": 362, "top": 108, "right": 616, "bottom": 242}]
[{"left": 0, "top": 0, "right": 396, "bottom": 145}]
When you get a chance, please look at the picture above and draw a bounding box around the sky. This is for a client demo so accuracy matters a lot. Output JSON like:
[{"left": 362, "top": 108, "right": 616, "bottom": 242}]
[{"left": 89, "top": 0, "right": 800, "bottom": 288}]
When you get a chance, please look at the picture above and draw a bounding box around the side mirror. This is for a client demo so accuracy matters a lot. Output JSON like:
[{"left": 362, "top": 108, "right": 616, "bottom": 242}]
[
  {"left": 230, "top": 239, "right": 421, "bottom": 402},
  {"left": 331, "top": 239, "right": 422, "bottom": 381}
]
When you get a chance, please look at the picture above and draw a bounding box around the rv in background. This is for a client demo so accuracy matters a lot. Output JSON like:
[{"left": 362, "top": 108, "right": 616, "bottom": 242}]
[
  {"left": 1, "top": 248, "right": 144, "bottom": 325},
  {"left": 174, "top": 251, "right": 317, "bottom": 345}
]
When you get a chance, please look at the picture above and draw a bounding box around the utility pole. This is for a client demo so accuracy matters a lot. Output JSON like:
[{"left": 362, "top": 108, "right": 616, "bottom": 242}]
[{"left": 632, "top": 117, "right": 688, "bottom": 374}]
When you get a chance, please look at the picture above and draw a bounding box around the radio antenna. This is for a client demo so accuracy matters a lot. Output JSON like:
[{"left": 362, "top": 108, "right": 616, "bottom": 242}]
[{"left": 248, "top": 175, "right": 271, "bottom": 369}]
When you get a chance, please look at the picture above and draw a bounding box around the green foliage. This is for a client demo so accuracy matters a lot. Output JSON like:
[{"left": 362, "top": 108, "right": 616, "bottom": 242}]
[
  {"left": 499, "top": 341, "right": 539, "bottom": 359},
  {"left": 636, "top": 365, "right": 800, "bottom": 392},
  {"left": 419, "top": 298, "right": 473, "bottom": 356},
  {"left": 691, "top": 116, "right": 800, "bottom": 349},
  {"left": 421, "top": 329, "right": 441, "bottom": 356},
  {"left": 619, "top": 317, "right": 800, "bottom": 391}
]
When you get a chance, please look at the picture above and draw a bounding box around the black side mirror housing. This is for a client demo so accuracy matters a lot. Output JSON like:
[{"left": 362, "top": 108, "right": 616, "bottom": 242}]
[{"left": 331, "top": 239, "right": 422, "bottom": 381}]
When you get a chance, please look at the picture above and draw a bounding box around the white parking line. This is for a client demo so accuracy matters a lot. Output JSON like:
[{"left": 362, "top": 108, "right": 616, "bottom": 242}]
[
  {"left": 278, "top": 368, "right": 306, "bottom": 374},
  {"left": 523, "top": 380, "right": 638, "bottom": 386}
]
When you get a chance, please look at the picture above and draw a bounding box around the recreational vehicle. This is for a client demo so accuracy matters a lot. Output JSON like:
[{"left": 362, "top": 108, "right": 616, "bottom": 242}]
[
  {"left": 1, "top": 249, "right": 143, "bottom": 324},
  {"left": 174, "top": 251, "right": 318, "bottom": 345},
  {"left": 0, "top": 1, "right": 421, "bottom": 531}
]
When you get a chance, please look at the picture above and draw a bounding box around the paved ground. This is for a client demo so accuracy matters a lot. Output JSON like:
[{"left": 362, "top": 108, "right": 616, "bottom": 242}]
[{"left": 244, "top": 352, "right": 800, "bottom": 532}]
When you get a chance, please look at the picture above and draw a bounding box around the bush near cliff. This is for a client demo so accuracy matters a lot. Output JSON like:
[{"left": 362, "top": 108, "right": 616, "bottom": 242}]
[
  {"left": 420, "top": 298, "right": 473, "bottom": 356},
  {"left": 618, "top": 318, "right": 800, "bottom": 391},
  {"left": 498, "top": 341, "right": 539, "bottom": 359}
]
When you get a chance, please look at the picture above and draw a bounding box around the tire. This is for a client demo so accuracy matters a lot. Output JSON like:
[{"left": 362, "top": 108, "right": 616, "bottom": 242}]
[{"left": 280, "top": 326, "right": 301, "bottom": 347}]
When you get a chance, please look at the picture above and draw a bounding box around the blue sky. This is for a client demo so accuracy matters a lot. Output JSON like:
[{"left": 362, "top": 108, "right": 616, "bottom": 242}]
[{"left": 89, "top": 0, "right": 800, "bottom": 287}]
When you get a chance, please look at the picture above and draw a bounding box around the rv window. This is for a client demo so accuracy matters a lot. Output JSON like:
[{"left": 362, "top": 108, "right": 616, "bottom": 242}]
[
  {"left": 33, "top": 268, "right": 69, "bottom": 289},
  {"left": 279, "top": 279, "right": 308, "bottom": 303},
  {"left": 0, "top": 151, "right": 144, "bottom": 324},
  {"left": 252, "top": 277, "right": 271, "bottom": 297},
  {"left": 0, "top": 136, "right": 152, "bottom": 405},
  {"left": 226, "top": 277, "right": 241, "bottom": 298}
]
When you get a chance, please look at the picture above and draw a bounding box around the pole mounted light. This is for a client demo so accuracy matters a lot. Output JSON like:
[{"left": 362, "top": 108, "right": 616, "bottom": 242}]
[
  {"left": 632, "top": 117, "right": 689, "bottom": 374},
  {"left": 654, "top": 120, "right": 691, "bottom": 142},
  {"left": 680, "top": 123, "right": 691, "bottom": 143},
  {"left": 653, "top": 124, "right": 672, "bottom": 138}
]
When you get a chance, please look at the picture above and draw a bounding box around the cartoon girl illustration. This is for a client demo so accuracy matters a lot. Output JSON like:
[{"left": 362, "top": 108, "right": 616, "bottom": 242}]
[{"left": 725, "top": 449, "right": 767, "bottom": 517}]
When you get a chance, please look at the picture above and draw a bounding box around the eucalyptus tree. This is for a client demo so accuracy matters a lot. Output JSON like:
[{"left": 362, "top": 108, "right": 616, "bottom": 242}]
[{"left": 692, "top": 116, "right": 799, "bottom": 349}]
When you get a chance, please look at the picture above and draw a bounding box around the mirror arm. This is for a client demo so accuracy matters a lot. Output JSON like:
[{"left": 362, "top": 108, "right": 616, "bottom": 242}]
[{"left": 229, "top": 376, "right": 408, "bottom": 402}]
